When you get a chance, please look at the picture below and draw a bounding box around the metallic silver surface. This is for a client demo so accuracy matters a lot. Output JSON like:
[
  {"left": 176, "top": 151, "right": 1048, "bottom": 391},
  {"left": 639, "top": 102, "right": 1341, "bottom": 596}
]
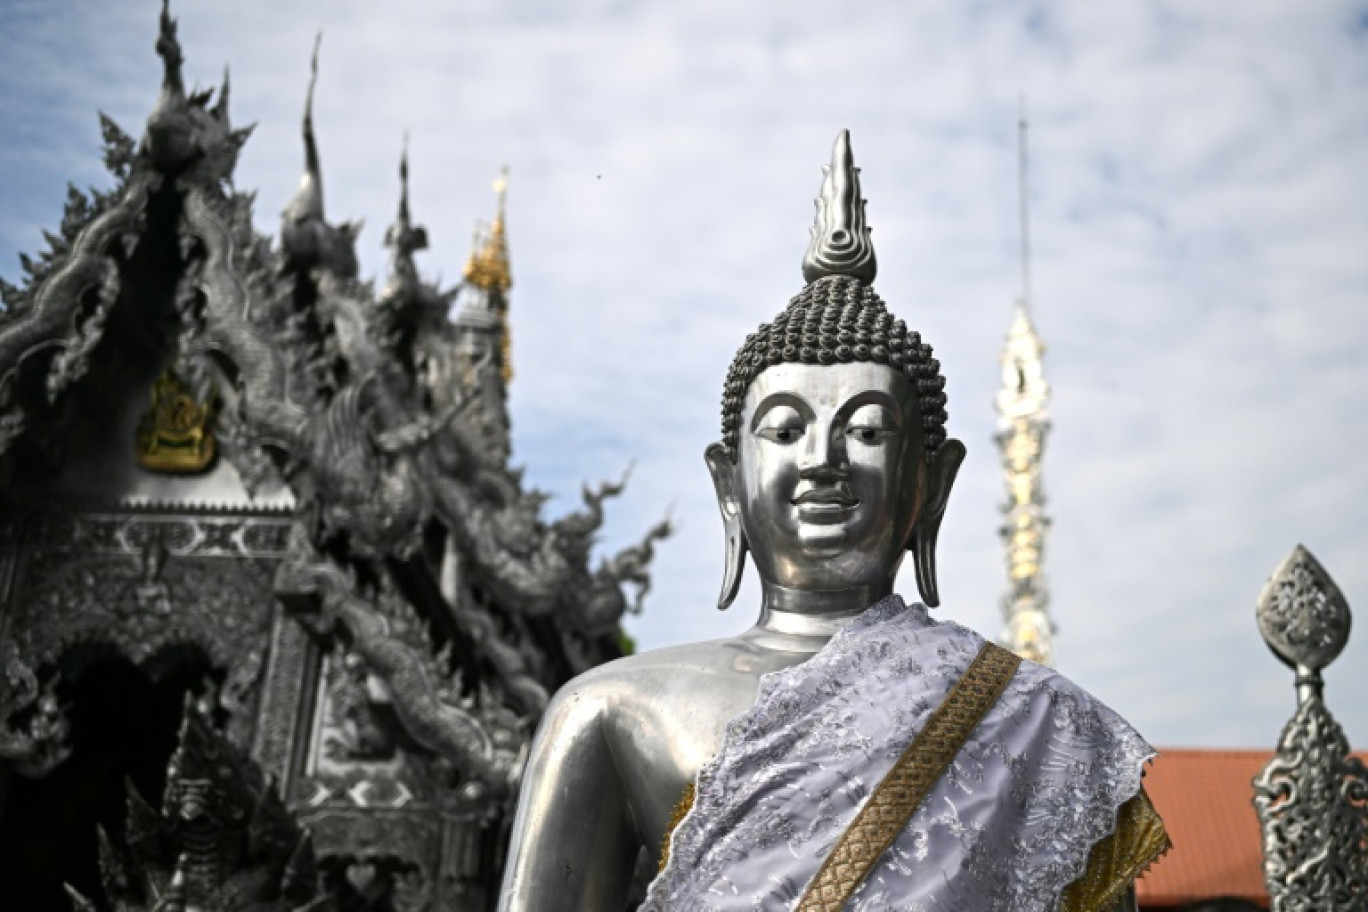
[
  {"left": 279, "top": 33, "right": 360, "bottom": 279},
  {"left": 727, "top": 362, "right": 932, "bottom": 598},
  {"left": 501, "top": 401, "right": 950, "bottom": 903},
  {"left": 499, "top": 366, "right": 963, "bottom": 907},
  {"left": 499, "top": 134, "right": 965, "bottom": 908},
  {"left": 1253, "top": 545, "right": 1367, "bottom": 912},
  {"left": 802, "top": 130, "right": 876, "bottom": 285},
  {"left": 1256, "top": 543, "right": 1351, "bottom": 674}
]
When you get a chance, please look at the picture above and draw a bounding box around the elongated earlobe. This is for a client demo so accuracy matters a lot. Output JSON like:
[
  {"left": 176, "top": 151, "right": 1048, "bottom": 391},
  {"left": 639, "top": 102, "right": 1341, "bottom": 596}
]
[
  {"left": 705, "top": 443, "right": 749, "bottom": 610},
  {"left": 717, "top": 514, "right": 749, "bottom": 610},
  {"left": 910, "top": 439, "right": 965, "bottom": 608},
  {"left": 911, "top": 525, "right": 942, "bottom": 608}
]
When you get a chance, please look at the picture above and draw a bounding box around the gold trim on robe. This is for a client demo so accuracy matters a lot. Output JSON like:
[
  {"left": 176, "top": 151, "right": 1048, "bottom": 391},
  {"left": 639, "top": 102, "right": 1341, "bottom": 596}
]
[
  {"left": 1059, "top": 787, "right": 1171, "bottom": 912},
  {"left": 659, "top": 781, "right": 696, "bottom": 873},
  {"left": 795, "top": 643, "right": 1022, "bottom": 911}
]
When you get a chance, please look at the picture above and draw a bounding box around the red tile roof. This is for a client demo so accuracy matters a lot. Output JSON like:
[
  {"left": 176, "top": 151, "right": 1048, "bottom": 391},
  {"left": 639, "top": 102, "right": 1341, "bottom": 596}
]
[{"left": 1135, "top": 747, "right": 1368, "bottom": 908}]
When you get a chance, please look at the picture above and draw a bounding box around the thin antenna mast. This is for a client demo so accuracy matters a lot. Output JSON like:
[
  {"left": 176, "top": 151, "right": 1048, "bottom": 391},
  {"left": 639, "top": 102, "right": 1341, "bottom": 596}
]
[{"left": 1017, "top": 95, "right": 1032, "bottom": 309}]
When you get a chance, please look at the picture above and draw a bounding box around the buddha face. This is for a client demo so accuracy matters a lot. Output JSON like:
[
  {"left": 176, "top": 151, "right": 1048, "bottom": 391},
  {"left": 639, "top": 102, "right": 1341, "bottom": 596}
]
[{"left": 707, "top": 361, "right": 962, "bottom": 600}]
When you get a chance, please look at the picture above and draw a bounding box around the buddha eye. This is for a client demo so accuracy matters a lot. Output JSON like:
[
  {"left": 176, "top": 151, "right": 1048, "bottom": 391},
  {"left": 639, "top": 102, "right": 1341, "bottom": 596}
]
[
  {"left": 847, "top": 425, "right": 893, "bottom": 444},
  {"left": 754, "top": 405, "right": 805, "bottom": 444},
  {"left": 756, "top": 424, "right": 805, "bottom": 444},
  {"left": 845, "top": 403, "right": 897, "bottom": 445}
]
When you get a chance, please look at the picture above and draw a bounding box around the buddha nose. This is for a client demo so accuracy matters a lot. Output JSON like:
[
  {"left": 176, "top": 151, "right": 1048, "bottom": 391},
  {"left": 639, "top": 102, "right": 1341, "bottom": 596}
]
[
  {"left": 800, "top": 423, "right": 850, "bottom": 481},
  {"left": 800, "top": 462, "right": 849, "bottom": 484}
]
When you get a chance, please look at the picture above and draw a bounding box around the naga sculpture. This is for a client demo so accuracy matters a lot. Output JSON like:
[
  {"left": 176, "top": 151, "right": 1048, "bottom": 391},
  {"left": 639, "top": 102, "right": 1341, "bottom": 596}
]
[{"left": 65, "top": 705, "right": 330, "bottom": 912}]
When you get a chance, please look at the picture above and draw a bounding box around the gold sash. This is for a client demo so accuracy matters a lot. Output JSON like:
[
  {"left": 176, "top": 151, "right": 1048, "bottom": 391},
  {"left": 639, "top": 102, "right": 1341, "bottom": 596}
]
[{"left": 795, "top": 641, "right": 1021, "bottom": 912}]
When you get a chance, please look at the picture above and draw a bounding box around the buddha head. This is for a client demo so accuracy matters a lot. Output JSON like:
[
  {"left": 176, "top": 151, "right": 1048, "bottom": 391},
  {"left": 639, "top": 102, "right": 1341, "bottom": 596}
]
[{"left": 705, "top": 131, "right": 966, "bottom": 610}]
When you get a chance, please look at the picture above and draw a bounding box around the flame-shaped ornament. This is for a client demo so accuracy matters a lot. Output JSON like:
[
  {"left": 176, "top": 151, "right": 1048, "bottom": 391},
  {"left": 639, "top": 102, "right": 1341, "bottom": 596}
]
[{"left": 801, "top": 129, "right": 877, "bottom": 285}]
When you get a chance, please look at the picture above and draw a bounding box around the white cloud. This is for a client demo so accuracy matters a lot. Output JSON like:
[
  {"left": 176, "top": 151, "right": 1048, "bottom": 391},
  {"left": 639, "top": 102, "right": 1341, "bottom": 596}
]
[{"left": 1, "top": 0, "right": 1366, "bottom": 749}]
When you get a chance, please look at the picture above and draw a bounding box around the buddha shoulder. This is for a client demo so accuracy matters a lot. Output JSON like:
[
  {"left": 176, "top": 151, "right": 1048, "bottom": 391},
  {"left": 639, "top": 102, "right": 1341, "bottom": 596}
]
[{"left": 541, "top": 634, "right": 801, "bottom": 731}]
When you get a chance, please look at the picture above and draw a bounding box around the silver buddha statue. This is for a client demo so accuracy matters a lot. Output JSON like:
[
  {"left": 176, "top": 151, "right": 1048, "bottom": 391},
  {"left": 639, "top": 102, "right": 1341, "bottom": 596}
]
[{"left": 499, "top": 132, "right": 1159, "bottom": 912}]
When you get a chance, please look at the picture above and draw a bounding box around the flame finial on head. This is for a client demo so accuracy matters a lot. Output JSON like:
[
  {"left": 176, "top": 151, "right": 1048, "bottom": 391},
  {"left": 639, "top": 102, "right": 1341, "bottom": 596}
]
[{"left": 802, "top": 129, "right": 877, "bottom": 286}]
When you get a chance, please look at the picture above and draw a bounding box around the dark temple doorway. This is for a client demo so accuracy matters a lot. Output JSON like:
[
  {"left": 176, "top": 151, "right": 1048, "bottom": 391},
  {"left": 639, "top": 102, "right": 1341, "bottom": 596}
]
[{"left": 0, "top": 647, "right": 218, "bottom": 912}]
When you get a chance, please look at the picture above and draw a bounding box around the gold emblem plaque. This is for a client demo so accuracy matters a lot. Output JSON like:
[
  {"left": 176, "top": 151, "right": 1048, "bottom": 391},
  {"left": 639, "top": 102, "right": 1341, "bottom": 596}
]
[{"left": 135, "top": 368, "right": 216, "bottom": 474}]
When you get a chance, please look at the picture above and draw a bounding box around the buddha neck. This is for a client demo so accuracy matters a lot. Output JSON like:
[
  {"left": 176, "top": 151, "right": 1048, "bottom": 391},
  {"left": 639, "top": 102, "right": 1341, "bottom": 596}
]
[{"left": 754, "top": 580, "right": 892, "bottom": 640}]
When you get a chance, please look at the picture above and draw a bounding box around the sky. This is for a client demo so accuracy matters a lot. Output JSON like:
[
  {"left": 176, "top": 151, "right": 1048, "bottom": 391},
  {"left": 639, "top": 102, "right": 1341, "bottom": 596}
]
[{"left": 2, "top": 0, "right": 1366, "bottom": 749}]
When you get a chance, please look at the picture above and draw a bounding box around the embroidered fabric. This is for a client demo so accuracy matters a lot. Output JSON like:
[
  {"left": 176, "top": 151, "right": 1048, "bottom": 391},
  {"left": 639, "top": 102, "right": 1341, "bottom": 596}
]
[{"left": 642, "top": 595, "right": 1156, "bottom": 912}]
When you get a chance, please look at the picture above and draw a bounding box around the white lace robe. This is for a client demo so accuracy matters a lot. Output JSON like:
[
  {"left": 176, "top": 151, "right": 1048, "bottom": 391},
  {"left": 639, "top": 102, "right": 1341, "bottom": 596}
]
[{"left": 643, "top": 596, "right": 1155, "bottom": 912}]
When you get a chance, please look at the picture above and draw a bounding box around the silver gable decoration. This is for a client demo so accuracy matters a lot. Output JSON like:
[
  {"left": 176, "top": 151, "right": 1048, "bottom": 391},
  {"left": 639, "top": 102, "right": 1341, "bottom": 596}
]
[{"left": 0, "top": 3, "right": 669, "bottom": 907}]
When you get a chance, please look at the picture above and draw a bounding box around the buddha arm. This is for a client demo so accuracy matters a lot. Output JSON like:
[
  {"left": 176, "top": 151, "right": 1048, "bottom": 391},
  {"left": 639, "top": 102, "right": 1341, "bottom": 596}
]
[{"left": 497, "top": 684, "right": 638, "bottom": 912}]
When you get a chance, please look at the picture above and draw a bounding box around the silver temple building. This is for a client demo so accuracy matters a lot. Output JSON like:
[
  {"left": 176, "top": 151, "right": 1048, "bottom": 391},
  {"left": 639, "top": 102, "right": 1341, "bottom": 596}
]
[{"left": 0, "top": 6, "right": 667, "bottom": 910}]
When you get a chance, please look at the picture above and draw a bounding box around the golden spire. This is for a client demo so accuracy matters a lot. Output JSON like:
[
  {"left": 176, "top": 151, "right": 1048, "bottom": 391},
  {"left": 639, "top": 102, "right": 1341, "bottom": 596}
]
[
  {"left": 463, "top": 166, "right": 511, "bottom": 294},
  {"left": 463, "top": 167, "right": 513, "bottom": 383}
]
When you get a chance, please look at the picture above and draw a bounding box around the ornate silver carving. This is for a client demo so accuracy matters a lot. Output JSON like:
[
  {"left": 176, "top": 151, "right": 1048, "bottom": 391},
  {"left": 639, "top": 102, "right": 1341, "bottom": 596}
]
[
  {"left": 0, "top": 641, "right": 71, "bottom": 778},
  {"left": 275, "top": 528, "right": 524, "bottom": 807},
  {"left": 280, "top": 35, "right": 360, "bottom": 279},
  {"left": 143, "top": 0, "right": 248, "bottom": 182},
  {"left": 65, "top": 704, "right": 331, "bottom": 912},
  {"left": 9, "top": 517, "right": 278, "bottom": 679},
  {"left": 1256, "top": 544, "right": 1351, "bottom": 673},
  {"left": 1253, "top": 545, "right": 1367, "bottom": 912},
  {"left": 0, "top": 507, "right": 300, "bottom": 778},
  {"left": 1, "top": 3, "right": 668, "bottom": 903},
  {"left": 250, "top": 597, "right": 318, "bottom": 786},
  {"left": 0, "top": 174, "right": 150, "bottom": 456}
]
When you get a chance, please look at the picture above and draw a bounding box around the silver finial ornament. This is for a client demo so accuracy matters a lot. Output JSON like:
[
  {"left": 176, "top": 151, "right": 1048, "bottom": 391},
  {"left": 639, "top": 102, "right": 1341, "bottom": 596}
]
[
  {"left": 802, "top": 130, "right": 877, "bottom": 286},
  {"left": 1255, "top": 543, "right": 1351, "bottom": 672},
  {"left": 1252, "top": 544, "right": 1367, "bottom": 912}
]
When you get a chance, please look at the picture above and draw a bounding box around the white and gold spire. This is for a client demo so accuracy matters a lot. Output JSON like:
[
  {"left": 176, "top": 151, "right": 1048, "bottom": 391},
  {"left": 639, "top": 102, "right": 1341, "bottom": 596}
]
[{"left": 997, "top": 103, "right": 1056, "bottom": 666}]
